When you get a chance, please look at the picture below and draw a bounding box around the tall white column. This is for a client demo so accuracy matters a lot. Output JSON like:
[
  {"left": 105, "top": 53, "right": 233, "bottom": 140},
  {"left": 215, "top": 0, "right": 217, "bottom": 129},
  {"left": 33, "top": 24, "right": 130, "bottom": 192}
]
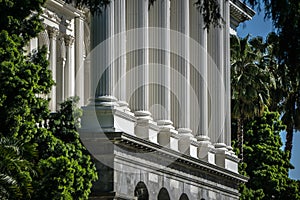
[
  {"left": 189, "top": 2, "right": 209, "bottom": 142},
  {"left": 198, "top": 28, "right": 209, "bottom": 139},
  {"left": 212, "top": 0, "right": 229, "bottom": 169},
  {"left": 60, "top": 38, "right": 66, "bottom": 101},
  {"left": 214, "top": 0, "right": 226, "bottom": 149},
  {"left": 189, "top": 2, "right": 214, "bottom": 161},
  {"left": 134, "top": 0, "right": 150, "bottom": 118},
  {"left": 177, "top": 0, "right": 192, "bottom": 136},
  {"left": 224, "top": 0, "right": 233, "bottom": 153},
  {"left": 75, "top": 16, "right": 85, "bottom": 106},
  {"left": 149, "top": 0, "right": 172, "bottom": 127},
  {"left": 64, "top": 35, "right": 75, "bottom": 98},
  {"left": 114, "top": 0, "right": 128, "bottom": 108},
  {"left": 160, "top": 0, "right": 172, "bottom": 126},
  {"left": 82, "top": 1, "right": 127, "bottom": 134},
  {"left": 47, "top": 27, "right": 59, "bottom": 111},
  {"left": 90, "top": 1, "right": 117, "bottom": 105},
  {"left": 168, "top": 0, "right": 194, "bottom": 154}
]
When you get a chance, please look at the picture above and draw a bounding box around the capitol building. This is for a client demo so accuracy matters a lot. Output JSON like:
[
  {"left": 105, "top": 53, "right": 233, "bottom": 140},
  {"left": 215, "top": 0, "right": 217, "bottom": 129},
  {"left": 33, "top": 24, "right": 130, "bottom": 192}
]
[{"left": 31, "top": 0, "right": 254, "bottom": 199}]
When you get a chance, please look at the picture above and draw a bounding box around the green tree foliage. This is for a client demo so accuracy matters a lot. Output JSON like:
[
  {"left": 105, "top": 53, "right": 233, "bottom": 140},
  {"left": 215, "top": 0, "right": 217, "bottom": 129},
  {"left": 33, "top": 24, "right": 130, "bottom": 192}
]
[
  {"left": 0, "top": 0, "right": 46, "bottom": 44},
  {"left": 0, "top": 137, "right": 37, "bottom": 200},
  {"left": 231, "top": 34, "right": 275, "bottom": 159},
  {"left": 236, "top": 109, "right": 300, "bottom": 200},
  {"left": 0, "top": 0, "right": 97, "bottom": 199},
  {"left": 35, "top": 98, "right": 98, "bottom": 199},
  {"left": 231, "top": 33, "right": 300, "bottom": 199},
  {"left": 246, "top": 0, "right": 300, "bottom": 159}
]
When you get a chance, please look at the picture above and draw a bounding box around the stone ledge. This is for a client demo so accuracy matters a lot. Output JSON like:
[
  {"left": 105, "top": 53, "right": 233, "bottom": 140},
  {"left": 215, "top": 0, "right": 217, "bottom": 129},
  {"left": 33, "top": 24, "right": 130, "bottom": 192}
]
[{"left": 80, "top": 130, "right": 248, "bottom": 185}]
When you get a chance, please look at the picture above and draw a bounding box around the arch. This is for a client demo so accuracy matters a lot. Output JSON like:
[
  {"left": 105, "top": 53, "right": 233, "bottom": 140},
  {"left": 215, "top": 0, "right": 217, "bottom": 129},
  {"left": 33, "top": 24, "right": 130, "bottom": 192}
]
[
  {"left": 179, "top": 193, "right": 189, "bottom": 200},
  {"left": 134, "top": 181, "right": 149, "bottom": 200},
  {"left": 157, "top": 187, "right": 170, "bottom": 200}
]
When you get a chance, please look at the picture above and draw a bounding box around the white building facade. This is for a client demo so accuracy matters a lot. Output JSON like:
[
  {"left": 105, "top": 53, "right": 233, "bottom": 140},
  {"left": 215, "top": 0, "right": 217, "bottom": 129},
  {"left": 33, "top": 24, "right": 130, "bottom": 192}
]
[{"left": 33, "top": 0, "right": 254, "bottom": 199}]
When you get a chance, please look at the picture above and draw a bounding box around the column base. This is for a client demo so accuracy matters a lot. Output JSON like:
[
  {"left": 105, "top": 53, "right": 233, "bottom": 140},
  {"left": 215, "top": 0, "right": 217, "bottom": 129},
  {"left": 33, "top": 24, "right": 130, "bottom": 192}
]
[
  {"left": 157, "top": 120, "right": 174, "bottom": 129},
  {"left": 178, "top": 128, "right": 197, "bottom": 157},
  {"left": 134, "top": 110, "right": 153, "bottom": 141},
  {"left": 197, "top": 136, "right": 215, "bottom": 164},
  {"left": 90, "top": 96, "right": 119, "bottom": 107},
  {"left": 117, "top": 101, "right": 131, "bottom": 112},
  {"left": 215, "top": 143, "right": 239, "bottom": 172},
  {"left": 215, "top": 143, "right": 228, "bottom": 168},
  {"left": 81, "top": 96, "right": 135, "bottom": 134},
  {"left": 158, "top": 121, "right": 178, "bottom": 151}
]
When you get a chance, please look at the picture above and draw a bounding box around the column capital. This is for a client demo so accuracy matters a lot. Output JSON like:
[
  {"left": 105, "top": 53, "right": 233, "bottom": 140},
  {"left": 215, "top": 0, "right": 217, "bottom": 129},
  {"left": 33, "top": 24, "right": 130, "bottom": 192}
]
[
  {"left": 47, "top": 26, "right": 59, "bottom": 39},
  {"left": 75, "top": 14, "right": 86, "bottom": 21},
  {"left": 64, "top": 35, "right": 75, "bottom": 46}
]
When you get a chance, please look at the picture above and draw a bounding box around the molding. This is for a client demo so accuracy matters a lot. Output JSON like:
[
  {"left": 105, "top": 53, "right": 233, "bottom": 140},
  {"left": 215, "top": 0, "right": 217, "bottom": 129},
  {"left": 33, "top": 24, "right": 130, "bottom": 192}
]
[
  {"left": 42, "top": 8, "right": 62, "bottom": 23},
  {"left": 45, "top": 0, "right": 83, "bottom": 19},
  {"left": 83, "top": 131, "right": 248, "bottom": 184},
  {"left": 115, "top": 154, "right": 240, "bottom": 198},
  {"left": 230, "top": 0, "right": 255, "bottom": 28},
  {"left": 82, "top": 130, "right": 248, "bottom": 198}
]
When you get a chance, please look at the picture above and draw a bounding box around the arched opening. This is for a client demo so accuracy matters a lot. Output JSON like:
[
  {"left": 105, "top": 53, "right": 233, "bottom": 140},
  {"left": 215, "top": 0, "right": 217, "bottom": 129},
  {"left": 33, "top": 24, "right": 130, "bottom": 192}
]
[
  {"left": 179, "top": 193, "right": 189, "bottom": 200},
  {"left": 134, "top": 181, "right": 149, "bottom": 200},
  {"left": 157, "top": 187, "right": 170, "bottom": 200}
]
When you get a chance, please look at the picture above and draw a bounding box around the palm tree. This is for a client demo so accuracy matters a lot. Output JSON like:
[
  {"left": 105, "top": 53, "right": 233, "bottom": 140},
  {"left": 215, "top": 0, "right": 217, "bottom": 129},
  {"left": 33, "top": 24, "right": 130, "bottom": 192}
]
[
  {"left": 0, "top": 137, "right": 37, "bottom": 200},
  {"left": 261, "top": 32, "right": 300, "bottom": 160},
  {"left": 230, "top": 35, "right": 275, "bottom": 160}
]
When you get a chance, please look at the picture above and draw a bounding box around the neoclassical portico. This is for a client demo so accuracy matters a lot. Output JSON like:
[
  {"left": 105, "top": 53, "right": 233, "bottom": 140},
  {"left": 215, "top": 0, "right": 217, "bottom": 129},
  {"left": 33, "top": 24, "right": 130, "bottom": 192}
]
[
  {"left": 79, "top": 0, "right": 254, "bottom": 199},
  {"left": 35, "top": 0, "right": 255, "bottom": 199},
  {"left": 82, "top": 0, "right": 237, "bottom": 166}
]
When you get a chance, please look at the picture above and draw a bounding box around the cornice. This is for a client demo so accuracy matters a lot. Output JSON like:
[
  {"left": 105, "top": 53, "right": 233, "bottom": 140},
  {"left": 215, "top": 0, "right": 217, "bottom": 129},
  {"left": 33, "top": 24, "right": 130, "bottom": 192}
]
[
  {"left": 230, "top": 0, "right": 255, "bottom": 27},
  {"left": 96, "top": 131, "right": 249, "bottom": 185},
  {"left": 44, "top": 0, "right": 85, "bottom": 19}
]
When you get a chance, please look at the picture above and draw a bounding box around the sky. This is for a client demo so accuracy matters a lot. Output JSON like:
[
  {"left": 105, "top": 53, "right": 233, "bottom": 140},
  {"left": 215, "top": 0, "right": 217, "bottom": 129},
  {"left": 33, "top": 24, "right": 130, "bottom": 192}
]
[{"left": 237, "top": 8, "right": 300, "bottom": 180}]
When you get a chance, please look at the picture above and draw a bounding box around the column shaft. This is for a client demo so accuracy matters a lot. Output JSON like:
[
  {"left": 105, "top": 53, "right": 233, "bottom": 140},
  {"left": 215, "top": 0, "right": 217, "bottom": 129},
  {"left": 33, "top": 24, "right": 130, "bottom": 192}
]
[
  {"left": 214, "top": 0, "right": 226, "bottom": 147},
  {"left": 60, "top": 38, "right": 66, "bottom": 101},
  {"left": 189, "top": 3, "right": 209, "bottom": 141},
  {"left": 161, "top": 0, "right": 171, "bottom": 121},
  {"left": 199, "top": 28, "right": 208, "bottom": 138},
  {"left": 136, "top": 0, "right": 149, "bottom": 112},
  {"left": 126, "top": 0, "right": 150, "bottom": 115},
  {"left": 64, "top": 35, "right": 75, "bottom": 98},
  {"left": 224, "top": 0, "right": 231, "bottom": 148},
  {"left": 207, "top": 18, "right": 224, "bottom": 145},
  {"left": 90, "top": 2, "right": 116, "bottom": 103},
  {"left": 114, "top": 0, "right": 127, "bottom": 105},
  {"left": 75, "top": 16, "right": 85, "bottom": 106},
  {"left": 178, "top": 0, "right": 190, "bottom": 131},
  {"left": 48, "top": 27, "right": 59, "bottom": 111},
  {"left": 149, "top": 0, "right": 171, "bottom": 123}
]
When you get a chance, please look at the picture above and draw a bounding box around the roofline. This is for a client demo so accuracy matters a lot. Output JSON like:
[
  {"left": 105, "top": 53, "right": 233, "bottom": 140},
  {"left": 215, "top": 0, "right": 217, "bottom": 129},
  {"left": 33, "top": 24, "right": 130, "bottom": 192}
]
[{"left": 230, "top": 0, "right": 255, "bottom": 28}]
